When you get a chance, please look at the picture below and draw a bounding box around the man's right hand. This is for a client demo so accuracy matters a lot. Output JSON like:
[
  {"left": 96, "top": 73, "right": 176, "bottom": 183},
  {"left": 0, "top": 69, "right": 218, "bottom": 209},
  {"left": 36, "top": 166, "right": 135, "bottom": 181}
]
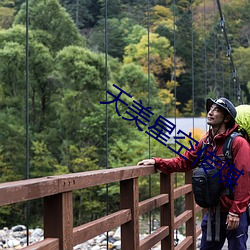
[{"left": 137, "top": 159, "right": 155, "bottom": 166}]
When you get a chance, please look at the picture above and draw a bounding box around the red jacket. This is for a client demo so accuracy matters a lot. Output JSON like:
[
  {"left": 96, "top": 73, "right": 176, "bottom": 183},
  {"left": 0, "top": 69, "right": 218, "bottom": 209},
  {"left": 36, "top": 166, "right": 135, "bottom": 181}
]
[{"left": 154, "top": 124, "right": 250, "bottom": 216}]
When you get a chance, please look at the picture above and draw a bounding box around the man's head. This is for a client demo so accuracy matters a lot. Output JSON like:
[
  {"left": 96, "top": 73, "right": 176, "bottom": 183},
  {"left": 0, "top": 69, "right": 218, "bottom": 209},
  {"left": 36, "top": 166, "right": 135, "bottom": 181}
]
[{"left": 206, "top": 97, "right": 237, "bottom": 129}]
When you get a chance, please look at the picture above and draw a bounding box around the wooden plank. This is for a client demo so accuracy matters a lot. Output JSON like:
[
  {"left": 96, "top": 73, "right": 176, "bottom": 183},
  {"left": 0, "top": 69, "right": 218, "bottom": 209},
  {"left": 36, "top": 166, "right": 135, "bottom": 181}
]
[
  {"left": 185, "top": 172, "right": 196, "bottom": 250},
  {"left": 140, "top": 226, "right": 169, "bottom": 250},
  {"left": 174, "top": 184, "right": 192, "bottom": 199},
  {"left": 58, "top": 165, "right": 156, "bottom": 192},
  {"left": 73, "top": 209, "right": 131, "bottom": 245},
  {"left": 44, "top": 192, "right": 73, "bottom": 250},
  {"left": 0, "top": 177, "right": 59, "bottom": 206},
  {"left": 174, "top": 210, "right": 192, "bottom": 229},
  {"left": 196, "top": 225, "right": 202, "bottom": 237},
  {"left": 22, "top": 238, "right": 59, "bottom": 250},
  {"left": 139, "top": 194, "right": 169, "bottom": 215},
  {"left": 195, "top": 204, "right": 203, "bottom": 213},
  {"left": 161, "top": 173, "right": 174, "bottom": 250},
  {"left": 174, "top": 236, "right": 193, "bottom": 250},
  {"left": 120, "top": 178, "right": 140, "bottom": 250},
  {"left": 0, "top": 165, "right": 156, "bottom": 206}
]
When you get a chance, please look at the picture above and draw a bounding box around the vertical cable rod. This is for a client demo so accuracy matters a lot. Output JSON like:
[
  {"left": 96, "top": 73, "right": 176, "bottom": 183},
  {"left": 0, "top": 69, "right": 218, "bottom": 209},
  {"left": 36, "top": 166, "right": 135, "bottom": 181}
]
[
  {"left": 172, "top": 0, "right": 177, "bottom": 154},
  {"left": 173, "top": 0, "right": 177, "bottom": 183},
  {"left": 203, "top": 0, "right": 207, "bottom": 99},
  {"left": 25, "top": 0, "right": 30, "bottom": 245},
  {"left": 172, "top": 0, "right": 179, "bottom": 244},
  {"left": 213, "top": 0, "right": 217, "bottom": 96},
  {"left": 191, "top": 0, "right": 195, "bottom": 135},
  {"left": 147, "top": 0, "right": 152, "bottom": 234},
  {"left": 104, "top": 0, "right": 109, "bottom": 248},
  {"left": 76, "top": 0, "right": 79, "bottom": 27}
]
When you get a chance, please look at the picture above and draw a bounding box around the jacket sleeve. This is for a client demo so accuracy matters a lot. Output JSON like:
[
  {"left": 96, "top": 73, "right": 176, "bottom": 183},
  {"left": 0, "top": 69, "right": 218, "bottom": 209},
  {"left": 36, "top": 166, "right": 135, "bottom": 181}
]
[
  {"left": 153, "top": 140, "right": 203, "bottom": 174},
  {"left": 229, "top": 136, "right": 250, "bottom": 215}
]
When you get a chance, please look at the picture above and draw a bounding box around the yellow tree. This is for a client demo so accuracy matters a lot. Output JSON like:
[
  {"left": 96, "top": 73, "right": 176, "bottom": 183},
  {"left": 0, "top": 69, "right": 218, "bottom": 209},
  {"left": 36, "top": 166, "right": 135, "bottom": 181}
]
[
  {"left": 124, "top": 32, "right": 185, "bottom": 86},
  {"left": 124, "top": 31, "right": 185, "bottom": 115},
  {"left": 0, "top": 0, "right": 15, "bottom": 29},
  {"left": 148, "top": 5, "right": 174, "bottom": 33}
]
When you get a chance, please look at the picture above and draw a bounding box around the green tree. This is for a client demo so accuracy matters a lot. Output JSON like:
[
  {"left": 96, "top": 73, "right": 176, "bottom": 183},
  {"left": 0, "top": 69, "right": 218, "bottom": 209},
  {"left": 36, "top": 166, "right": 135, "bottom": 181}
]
[
  {"left": 61, "top": 0, "right": 101, "bottom": 28},
  {"left": 86, "top": 17, "right": 138, "bottom": 60},
  {"left": 0, "top": 25, "right": 55, "bottom": 132},
  {"left": 116, "top": 63, "right": 164, "bottom": 112},
  {"left": 14, "top": 0, "right": 84, "bottom": 52},
  {"left": 234, "top": 46, "right": 250, "bottom": 102}
]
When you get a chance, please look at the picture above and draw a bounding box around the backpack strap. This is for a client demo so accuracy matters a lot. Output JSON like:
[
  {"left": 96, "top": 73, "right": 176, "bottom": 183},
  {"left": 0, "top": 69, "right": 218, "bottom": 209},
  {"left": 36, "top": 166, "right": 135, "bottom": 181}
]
[
  {"left": 223, "top": 131, "right": 242, "bottom": 165},
  {"left": 222, "top": 132, "right": 242, "bottom": 199},
  {"left": 205, "top": 132, "right": 241, "bottom": 242},
  {"left": 199, "top": 141, "right": 207, "bottom": 164}
]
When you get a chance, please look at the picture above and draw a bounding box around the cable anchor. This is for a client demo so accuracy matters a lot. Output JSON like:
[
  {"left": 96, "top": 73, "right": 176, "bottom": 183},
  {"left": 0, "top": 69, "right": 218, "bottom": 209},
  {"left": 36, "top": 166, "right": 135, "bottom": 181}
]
[{"left": 220, "top": 15, "right": 225, "bottom": 32}]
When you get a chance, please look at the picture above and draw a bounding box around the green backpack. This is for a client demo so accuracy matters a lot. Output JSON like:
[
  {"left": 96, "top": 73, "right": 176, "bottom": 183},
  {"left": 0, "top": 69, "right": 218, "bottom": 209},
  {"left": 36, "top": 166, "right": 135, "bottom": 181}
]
[{"left": 235, "top": 105, "right": 250, "bottom": 141}]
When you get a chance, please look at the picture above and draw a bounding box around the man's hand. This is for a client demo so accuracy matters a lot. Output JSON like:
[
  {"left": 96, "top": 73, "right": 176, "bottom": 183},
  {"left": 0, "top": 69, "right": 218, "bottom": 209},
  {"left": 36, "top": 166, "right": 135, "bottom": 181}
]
[
  {"left": 226, "top": 213, "right": 240, "bottom": 230},
  {"left": 137, "top": 159, "right": 155, "bottom": 166}
]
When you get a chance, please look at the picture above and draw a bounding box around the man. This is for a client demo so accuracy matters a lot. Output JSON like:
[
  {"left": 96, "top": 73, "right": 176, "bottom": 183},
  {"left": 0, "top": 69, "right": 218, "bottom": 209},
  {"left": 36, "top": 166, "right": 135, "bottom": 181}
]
[{"left": 138, "top": 97, "right": 250, "bottom": 250}]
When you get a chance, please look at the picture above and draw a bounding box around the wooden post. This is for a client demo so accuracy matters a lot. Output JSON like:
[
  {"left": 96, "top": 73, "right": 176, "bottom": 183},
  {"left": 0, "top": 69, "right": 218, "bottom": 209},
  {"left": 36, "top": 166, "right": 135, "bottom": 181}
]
[
  {"left": 161, "top": 173, "right": 174, "bottom": 250},
  {"left": 120, "top": 178, "right": 139, "bottom": 250},
  {"left": 44, "top": 192, "right": 73, "bottom": 250},
  {"left": 185, "top": 171, "right": 196, "bottom": 250}
]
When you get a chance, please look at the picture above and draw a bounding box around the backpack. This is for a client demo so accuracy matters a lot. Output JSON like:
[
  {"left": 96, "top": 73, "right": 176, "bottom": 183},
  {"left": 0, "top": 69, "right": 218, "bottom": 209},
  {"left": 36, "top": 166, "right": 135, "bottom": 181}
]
[
  {"left": 191, "top": 132, "right": 242, "bottom": 242},
  {"left": 192, "top": 132, "right": 241, "bottom": 208}
]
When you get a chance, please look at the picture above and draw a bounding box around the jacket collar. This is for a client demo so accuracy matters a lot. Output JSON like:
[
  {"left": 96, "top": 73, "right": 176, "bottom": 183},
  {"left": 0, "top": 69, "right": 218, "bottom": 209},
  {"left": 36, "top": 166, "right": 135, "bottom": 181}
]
[{"left": 204, "top": 124, "right": 239, "bottom": 145}]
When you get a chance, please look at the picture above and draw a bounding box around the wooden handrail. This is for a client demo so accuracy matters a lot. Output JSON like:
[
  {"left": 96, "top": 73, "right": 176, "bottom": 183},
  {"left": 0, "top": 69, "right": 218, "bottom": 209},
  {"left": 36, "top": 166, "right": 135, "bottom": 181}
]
[{"left": 0, "top": 165, "right": 203, "bottom": 250}]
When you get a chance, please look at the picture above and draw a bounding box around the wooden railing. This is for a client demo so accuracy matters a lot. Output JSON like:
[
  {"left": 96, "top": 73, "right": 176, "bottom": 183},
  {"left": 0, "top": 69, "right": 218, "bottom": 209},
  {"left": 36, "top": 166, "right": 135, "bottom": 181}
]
[{"left": 0, "top": 165, "right": 203, "bottom": 250}]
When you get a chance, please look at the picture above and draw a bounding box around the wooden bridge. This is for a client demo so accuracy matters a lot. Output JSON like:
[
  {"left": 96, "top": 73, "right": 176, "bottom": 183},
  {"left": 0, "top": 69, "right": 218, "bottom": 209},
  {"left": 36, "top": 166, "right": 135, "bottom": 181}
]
[{"left": 0, "top": 165, "right": 204, "bottom": 250}]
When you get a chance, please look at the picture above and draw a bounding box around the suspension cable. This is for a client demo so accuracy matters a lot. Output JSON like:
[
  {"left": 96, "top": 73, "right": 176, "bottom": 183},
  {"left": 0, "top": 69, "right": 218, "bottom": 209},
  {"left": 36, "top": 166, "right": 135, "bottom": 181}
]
[
  {"left": 104, "top": 0, "right": 109, "bottom": 248},
  {"left": 216, "top": 0, "right": 242, "bottom": 104},
  {"left": 173, "top": 0, "right": 177, "bottom": 162},
  {"left": 204, "top": 0, "right": 207, "bottom": 99},
  {"left": 25, "top": 0, "right": 30, "bottom": 245},
  {"left": 191, "top": 0, "right": 195, "bottom": 133},
  {"left": 213, "top": 0, "right": 217, "bottom": 96},
  {"left": 172, "top": 0, "right": 179, "bottom": 245},
  {"left": 147, "top": 0, "right": 152, "bottom": 234}
]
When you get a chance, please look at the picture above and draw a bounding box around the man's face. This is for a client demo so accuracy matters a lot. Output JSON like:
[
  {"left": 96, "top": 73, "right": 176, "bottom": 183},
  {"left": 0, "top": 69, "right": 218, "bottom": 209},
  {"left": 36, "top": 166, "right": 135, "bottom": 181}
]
[{"left": 207, "top": 104, "right": 225, "bottom": 127}]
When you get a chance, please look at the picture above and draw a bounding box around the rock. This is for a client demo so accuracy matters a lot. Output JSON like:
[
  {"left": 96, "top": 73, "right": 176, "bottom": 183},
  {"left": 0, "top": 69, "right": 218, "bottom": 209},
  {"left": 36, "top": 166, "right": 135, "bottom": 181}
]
[
  {"left": 15, "top": 245, "right": 23, "bottom": 249},
  {"left": 73, "top": 243, "right": 86, "bottom": 249},
  {"left": 108, "top": 236, "right": 116, "bottom": 243},
  {"left": 113, "top": 240, "right": 121, "bottom": 249},
  {"left": 95, "top": 234, "right": 106, "bottom": 243},
  {"left": 87, "top": 238, "right": 94, "bottom": 245},
  {"left": 11, "top": 226, "right": 26, "bottom": 232},
  {"left": 107, "top": 231, "right": 114, "bottom": 237},
  {"left": 30, "top": 228, "right": 43, "bottom": 238},
  {"left": 20, "top": 237, "right": 27, "bottom": 245},
  {"left": 113, "top": 227, "right": 120, "bottom": 240},
  {"left": 0, "top": 224, "right": 188, "bottom": 249},
  {"left": 0, "top": 230, "right": 7, "bottom": 238},
  {"left": 100, "top": 240, "right": 108, "bottom": 246},
  {"left": 91, "top": 245, "right": 101, "bottom": 250},
  {"left": 12, "top": 231, "right": 25, "bottom": 238},
  {"left": 7, "top": 239, "right": 20, "bottom": 247}
]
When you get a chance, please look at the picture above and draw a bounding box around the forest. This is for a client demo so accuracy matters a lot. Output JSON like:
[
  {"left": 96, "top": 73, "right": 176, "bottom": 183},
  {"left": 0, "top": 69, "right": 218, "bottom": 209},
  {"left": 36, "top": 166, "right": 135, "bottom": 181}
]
[{"left": 0, "top": 0, "right": 249, "bottom": 228}]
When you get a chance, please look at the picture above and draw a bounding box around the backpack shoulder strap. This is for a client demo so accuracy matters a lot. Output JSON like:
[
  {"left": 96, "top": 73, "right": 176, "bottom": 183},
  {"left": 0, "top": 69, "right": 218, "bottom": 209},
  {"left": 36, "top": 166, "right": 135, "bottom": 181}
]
[
  {"left": 198, "top": 141, "right": 207, "bottom": 166},
  {"left": 223, "top": 131, "right": 242, "bottom": 165}
]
